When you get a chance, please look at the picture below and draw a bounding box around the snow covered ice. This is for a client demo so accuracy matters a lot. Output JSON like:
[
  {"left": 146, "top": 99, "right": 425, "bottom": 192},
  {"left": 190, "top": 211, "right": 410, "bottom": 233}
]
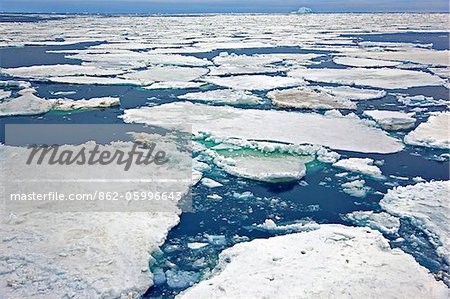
[
  {"left": 404, "top": 112, "right": 450, "bottom": 149},
  {"left": 179, "top": 225, "right": 449, "bottom": 299}
]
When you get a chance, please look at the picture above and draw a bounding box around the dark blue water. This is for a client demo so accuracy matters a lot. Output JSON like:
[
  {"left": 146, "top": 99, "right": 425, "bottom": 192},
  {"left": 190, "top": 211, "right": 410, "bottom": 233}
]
[{"left": 0, "top": 30, "right": 448, "bottom": 298}]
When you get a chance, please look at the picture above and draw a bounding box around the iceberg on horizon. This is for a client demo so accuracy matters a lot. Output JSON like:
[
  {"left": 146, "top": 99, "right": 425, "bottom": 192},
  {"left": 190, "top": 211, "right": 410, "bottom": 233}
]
[{"left": 291, "top": 7, "right": 313, "bottom": 14}]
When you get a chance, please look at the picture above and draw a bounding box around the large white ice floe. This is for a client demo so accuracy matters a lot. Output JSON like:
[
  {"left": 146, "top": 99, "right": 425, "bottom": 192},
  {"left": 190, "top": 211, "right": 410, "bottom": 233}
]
[
  {"left": 343, "top": 211, "right": 400, "bottom": 234},
  {"left": 268, "top": 86, "right": 357, "bottom": 110},
  {"left": 363, "top": 110, "right": 416, "bottom": 131},
  {"left": 404, "top": 112, "right": 450, "bottom": 149},
  {"left": 178, "top": 224, "right": 449, "bottom": 299},
  {"left": 203, "top": 75, "right": 306, "bottom": 91},
  {"left": 214, "top": 153, "right": 313, "bottom": 183},
  {"left": 380, "top": 181, "right": 450, "bottom": 264},
  {"left": 0, "top": 88, "right": 53, "bottom": 116},
  {"left": 178, "top": 89, "right": 263, "bottom": 105},
  {"left": 1, "top": 64, "right": 124, "bottom": 79},
  {"left": 47, "top": 76, "right": 142, "bottom": 86},
  {"left": 333, "top": 56, "right": 402, "bottom": 67},
  {"left": 288, "top": 67, "right": 446, "bottom": 89},
  {"left": 208, "top": 65, "right": 279, "bottom": 76},
  {"left": 212, "top": 52, "right": 283, "bottom": 67},
  {"left": 347, "top": 49, "right": 450, "bottom": 67},
  {"left": 333, "top": 158, "right": 384, "bottom": 179},
  {"left": 122, "top": 102, "right": 404, "bottom": 154},
  {"left": 120, "top": 66, "right": 209, "bottom": 85},
  {"left": 0, "top": 141, "right": 191, "bottom": 298}
]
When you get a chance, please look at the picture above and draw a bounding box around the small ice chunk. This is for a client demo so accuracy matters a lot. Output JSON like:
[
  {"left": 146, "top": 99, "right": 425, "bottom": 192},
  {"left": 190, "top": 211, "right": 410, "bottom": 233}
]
[
  {"left": 341, "top": 180, "right": 371, "bottom": 198},
  {"left": 253, "top": 219, "right": 320, "bottom": 233},
  {"left": 268, "top": 86, "right": 357, "bottom": 110},
  {"left": 165, "top": 270, "right": 200, "bottom": 289},
  {"left": 206, "top": 234, "right": 227, "bottom": 246},
  {"left": 204, "top": 75, "right": 306, "bottom": 91},
  {"left": 363, "top": 110, "right": 416, "bottom": 131},
  {"left": 187, "top": 242, "right": 208, "bottom": 250},
  {"left": 333, "top": 158, "right": 384, "bottom": 179},
  {"left": 288, "top": 67, "right": 445, "bottom": 89},
  {"left": 179, "top": 89, "right": 262, "bottom": 105},
  {"left": 232, "top": 191, "right": 254, "bottom": 200},
  {"left": 52, "top": 97, "right": 120, "bottom": 111},
  {"left": 344, "top": 211, "right": 400, "bottom": 234},
  {"left": 397, "top": 95, "right": 449, "bottom": 107},
  {"left": 404, "top": 112, "right": 450, "bottom": 149},
  {"left": 200, "top": 178, "right": 223, "bottom": 188}
]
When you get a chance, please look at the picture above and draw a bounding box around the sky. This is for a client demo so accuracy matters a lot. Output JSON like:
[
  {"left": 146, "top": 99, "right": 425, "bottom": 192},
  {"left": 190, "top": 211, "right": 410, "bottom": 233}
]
[{"left": 0, "top": 0, "right": 449, "bottom": 14}]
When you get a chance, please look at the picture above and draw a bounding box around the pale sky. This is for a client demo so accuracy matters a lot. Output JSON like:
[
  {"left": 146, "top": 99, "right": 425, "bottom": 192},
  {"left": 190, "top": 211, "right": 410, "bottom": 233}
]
[{"left": 0, "top": 0, "right": 448, "bottom": 14}]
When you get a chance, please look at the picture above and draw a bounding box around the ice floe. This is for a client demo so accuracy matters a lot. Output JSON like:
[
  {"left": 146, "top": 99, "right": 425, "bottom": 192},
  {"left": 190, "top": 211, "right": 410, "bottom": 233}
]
[
  {"left": 179, "top": 225, "right": 449, "bottom": 299},
  {"left": 380, "top": 181, "right": 450, "bottom": 264},
  {"left": 344, "top": 211, "right": 400, "bottom": 234},
  {"left": 288, "top": 67, "right": 446, "bottom": 89},
  {"left": 341, "top": 180, "right": 371, "bottom": 197},
  {"left": 347, "top": 49, "right": 450, "bottom": 67},
  {"left": 397, "top": 95, "right": 449, "bottom": 107},
  {"left": 208, "top": 65, "right": 279, "bottom": 76},
  {"left": 0, "top": 89, "right": 12, "bottom": 100},
  {"left": 363, "top": 110, "right": 416, "bottom": 131},
  {"left": 333, "top": 158, "right": 384, "bottom": 179},
  {"left": 120, "top": 66, "right": 209, "bottom": 85},
  {"left": 51, "top": 97, "right": 120, "bottom": 111},
  {"left": 252, "top": 219, "right": 319, "bottom": 233},
  {"left": 214, "top": 153, "right": 313, "bottom": 183},
  {"left": 200, "top": 178, "right": 223, "bottom": 188},
  {"left": 333, "top": 57, "right": 402, "bottom": 67},
  {"left": 404, "top": 112, "right": 450, "bottom": 149},
  {"left": 122, "top": 102, "right": 404, "bottom": 154},
  {"left": 178, "top": 89, "right": 263, "bottom": 105},
  {"left": 144, "top": 82, "right": 207, "bottom": 90},
  {"left": 268, "top": 86, "right": 357, "bottom": 110},
  {"left": 319, "top": 86, "right": 386, "bottom": 101},
  {"left": 203, "top": 75, "right": 306, "bottom": 91},
  {"left": 0, "top": 88, "right": 53, "bottom": 116},
  {"left": 1, "top": 64, "right": 124, "bottom": 79}
]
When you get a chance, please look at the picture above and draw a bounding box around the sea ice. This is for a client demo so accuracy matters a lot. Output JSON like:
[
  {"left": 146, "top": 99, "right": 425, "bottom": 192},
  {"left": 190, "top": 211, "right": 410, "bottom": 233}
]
[
  {"left": 268, "top": 86, "right": 357, "bottom": 110},
  {"left": 1, "top": 64, "right": 124, "bottom": 79},
  {"left": 51, "top": 97, "right": 120, "bottom": 111},
  {"left": 343, "top": 211, "right": 400, "bottom": 234},
  {"left": 333, "top": 158, "right": 384, "bottom": 179},
  {"left": 341, "top": 180, "right": 371, "bottom": 197},
  {"left": 397, "top": 95, "right": 449, "bottom": 107},
  {"left": 120, "top": 66, "right": 209, "bottom": 85},
  {"left": 200, "top": 178, "right": 223, "bottom": 188},
  {"left": 47, "top": 76, "right": 142, "bottom": 86},
  {"left": 363, "top": 110, "right": 416, "bottom": 131},
  {"left": 178, "top": 89, "right": 263, "bottom": 105},
  {"left": 143, "top": 82, "right": 207, "bottom": 90},
  {"left": 214, "top": 153, "right": 313, "bottom": 183},
  {"left": 0, "top": 89, "right": 12, "bottom": 100},
  {"left": 380, "top": 181, "right": 450, "bottom": 264},
  {"left": 212, "top": 52, "right": 283, "bottom": 67},
  {"left": 404, "top": 112, "right": 450, "bottom": 149},
  {"left": 203, "top": 75, "right": 306, "bottom": 91},
  {"left": 319, "top": 86, "right": 386, "bottom": 101},
  {"left": 253, "top": 219, "right": 320, "bottom": 233},
  {"left": 208, "top": 65, "right": 279, "bottom": 76},
  {"left": 179, "top": 225, "right": 449, "bottom": 299},
  {"left": 288, "top": 67, "right": 445, "bottom": 89},
  {"left": 122, "top": 102, "right": 403, "bottom": 154},
  {"left": 0, "top": 88, "right": 53, "bottom": 116},
  {"left": 333, "top": 57, "right": 401, "bottom": 67}
]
